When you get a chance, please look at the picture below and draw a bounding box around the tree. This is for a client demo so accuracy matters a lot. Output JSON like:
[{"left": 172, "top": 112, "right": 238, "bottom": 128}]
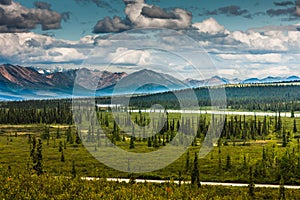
[
  {"left": 282, "top": 127, "right": 287, "bottom": 147},
  {"left": 129, "top": 136, "right": 135, "bottom": 149},
  {"left": 293, "top": 119, "right": 297, "bottom": 133},
  {"left": 71, "top": 160, "right": 76, "bottom": 178},
  {"left": 279, "top": 176, "right": 285, "bottom": 200},
  {"left": 277, "top": 112, "right": 282, "bottom": 132},
  {"left": 248, "top": 166, "right": 255, "bottom": 199},
  {"left": 191, "top": 153, "right": 201, "bottom": 187},
  {"left": 33, "top": 139, "right": 43, "bottom": 175},
  {"left": 226, "top": 155, "right": 231, "bottom": 171},
  {"left": 61, "top": 150, "right": 65, "bottom": 162},
  {"left": 291, "top": 109, "right": 295, "bottom": 118},
  {"left": 58, "top": 141, "right": 63, "bottom": 152}
]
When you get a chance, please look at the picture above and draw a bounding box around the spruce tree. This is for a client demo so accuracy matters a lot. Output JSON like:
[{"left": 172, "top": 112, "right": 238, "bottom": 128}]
[
  {"left": 279, "top": 176, "right": 285, "bottom": 200},
  {"left": 71, "top": 160, "right": 76, "bottom": 178},
  {"left": 293, "top": 119, "right": 297, "bottom": 133},
  {"left": 248, "top": 166, "right": 255, "bottom": 199},
  {"left": 191, "top": 153, "right": 201, "bottom": 187},
  {"left": 291, "top": 109, "right": 295, "bottom": 118},
  {"left": 59, "top": 141, "right": 63, "bottom": 152},
  {"left": 61, "top": 150, "right": 65, "bottom": 162},
  {"left": 33, "top": 139, "right": 43, "bottom": 175},
  {"left": 129, "top": 136, "right": 135, "bottom": 149},
  {"left": 282, "top": 127, "right": 287, "bottom": 147},
  {"left": 226, "top": 155, "right": 231, "bottom": 171}
]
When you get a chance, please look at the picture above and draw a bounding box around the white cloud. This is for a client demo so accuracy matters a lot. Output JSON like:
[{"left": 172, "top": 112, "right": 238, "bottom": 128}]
[
  {"left": 218, "top": 53, "right": 285, "bottom": 63},
  {"left": 0, "top": 32, "right": 87, "bottom": 64},
  {"left": 0, "top": 1, "right": 63, "bottom": 32},
  {"left": 229, "top": 31, "right": 287, "bottom": 51},
  {"left": 192, "top": 18, "right": 229, "bottom": 35},
  {"left": 250, "top": 65, "right": 291, "bottom": 78},
  {"left": 125, "top": 0, "right": 192, "bottom": 29}
]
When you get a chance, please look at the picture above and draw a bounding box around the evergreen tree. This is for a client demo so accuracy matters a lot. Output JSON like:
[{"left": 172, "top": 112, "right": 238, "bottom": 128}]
[
  {"left": 58, "top": 141, "right": 63, "bottom": 152},
  {"left": 248, "top": 166, "right": 255, "bottom": 199},
  {"left": 226, "top": 155, "right": 231, "bottom": 171},
  {"left": 282, "top": 127, "right": 287, "bottom": 147},
  {"left": 191, "top": 153, "right": 201, "bottom": 187},
  {"left": 33, "top": 139, "right": 43, "bottom": 175},
  {"left": 243, "top": 155, "right": 247, "bottom": 169},
  {"left": 293, "top": 119, "right": 297, "bottom": 133},
  {"left": 279, "top": 176, "right": 285, "bottom": 200},
  {"left": 61, "top": 150, "right": 65, "bottom": 162},
  {"left": 291, "top": 109, "right": 295, "bottom": 118},
  {"left": 71, "top": 160, "right": 76, "bottom": 178},
  {"left": 129, "top": 136, "right": 135, "bottom": 149}
]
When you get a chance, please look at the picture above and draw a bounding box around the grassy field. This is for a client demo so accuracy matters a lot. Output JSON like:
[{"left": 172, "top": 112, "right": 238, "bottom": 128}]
[
  {"left": 1, "top": 112, "right": 300, "bottom": 199},
  {"left": 0, "top": 173, "right": 299, "bottom": 200},
  {"left": 0, "top": 113, "right": 299, "bottom": 184}
]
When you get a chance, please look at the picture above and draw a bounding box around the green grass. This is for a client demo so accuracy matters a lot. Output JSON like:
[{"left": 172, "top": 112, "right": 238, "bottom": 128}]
[{"left": 0, "top": 112, "right": 299, "bottom": 184}]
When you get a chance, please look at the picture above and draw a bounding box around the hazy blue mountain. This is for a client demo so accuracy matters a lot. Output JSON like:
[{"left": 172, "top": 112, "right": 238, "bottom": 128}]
[
  {"left": 0, "top": 64, "right": 300, "bottom": 100},
  {"left": 96, "top": 69, "right": 188, "bottom": 95}
]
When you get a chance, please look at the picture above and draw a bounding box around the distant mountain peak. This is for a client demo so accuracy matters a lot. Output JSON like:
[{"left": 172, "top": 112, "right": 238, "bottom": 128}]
[{"left": 1, "top": 63, "right": 300, "bottom": 100}]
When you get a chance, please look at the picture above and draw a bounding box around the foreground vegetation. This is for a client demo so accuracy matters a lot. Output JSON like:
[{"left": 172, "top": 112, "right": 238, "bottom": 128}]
[{"left": 0, "top": 167, "right": 298, "bottom": 200}]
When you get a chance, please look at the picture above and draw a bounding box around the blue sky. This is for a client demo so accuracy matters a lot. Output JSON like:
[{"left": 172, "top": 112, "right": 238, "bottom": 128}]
[{"left": 1, "top": 0, "right": 300, "bottom": 79}]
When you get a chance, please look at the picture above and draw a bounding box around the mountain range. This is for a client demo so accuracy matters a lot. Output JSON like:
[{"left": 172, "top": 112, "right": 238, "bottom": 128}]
[
  {"left": 0, "top": 64, "right": 299, "bottom": 100},
  {"left": 185, "top": 75, "right": 300, "bottom": 87}
]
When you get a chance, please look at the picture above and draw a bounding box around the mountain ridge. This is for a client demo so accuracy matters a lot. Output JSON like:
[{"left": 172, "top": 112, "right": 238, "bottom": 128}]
[{"left": 0, "top": 64, "right": 300, "bottom": 100}]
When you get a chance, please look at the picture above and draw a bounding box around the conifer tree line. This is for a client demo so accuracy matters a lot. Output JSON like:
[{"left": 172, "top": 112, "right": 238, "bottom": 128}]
[
  {"left": 118, "top": 84, "right": 300, "bottom": 111},
  {"left": 0, "top": 84, "right": 300, "bottom": 124},
  {"left": 0, "top": 100, "right": 72, "bottom": 124},
  {"left": 77, "top": 109, "right": 298, "bottom": 149}
]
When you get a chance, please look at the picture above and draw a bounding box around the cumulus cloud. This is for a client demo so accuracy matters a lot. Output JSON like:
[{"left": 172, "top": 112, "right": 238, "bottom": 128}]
[
  {"left": 93, "top": 0, "right": 192, "bottom": 33},
  {"left": 0, "top": 33, "right": 88, "bottom": 64},
  {"left": 218, "top": 53, "right": 284, "bottom": 64},
  {"left": 0, "top": 0, "right": 64, "bottom": 33},
  {"left": 141, "top": 6, "right": 177, "bottom": 19},
  {"left": 93, "top": 16, "right": 131, "bottom": 33},
  {"left": 125, "top": 0, "right": 192, "bottom": 29},
  {"left": 192, "top": 18, "right": 229, "bottom": 35}
]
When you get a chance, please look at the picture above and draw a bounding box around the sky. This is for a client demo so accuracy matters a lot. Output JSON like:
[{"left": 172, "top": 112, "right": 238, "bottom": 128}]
[{"left": 1, "top": 0, "right": 300, "bottom": 79}]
